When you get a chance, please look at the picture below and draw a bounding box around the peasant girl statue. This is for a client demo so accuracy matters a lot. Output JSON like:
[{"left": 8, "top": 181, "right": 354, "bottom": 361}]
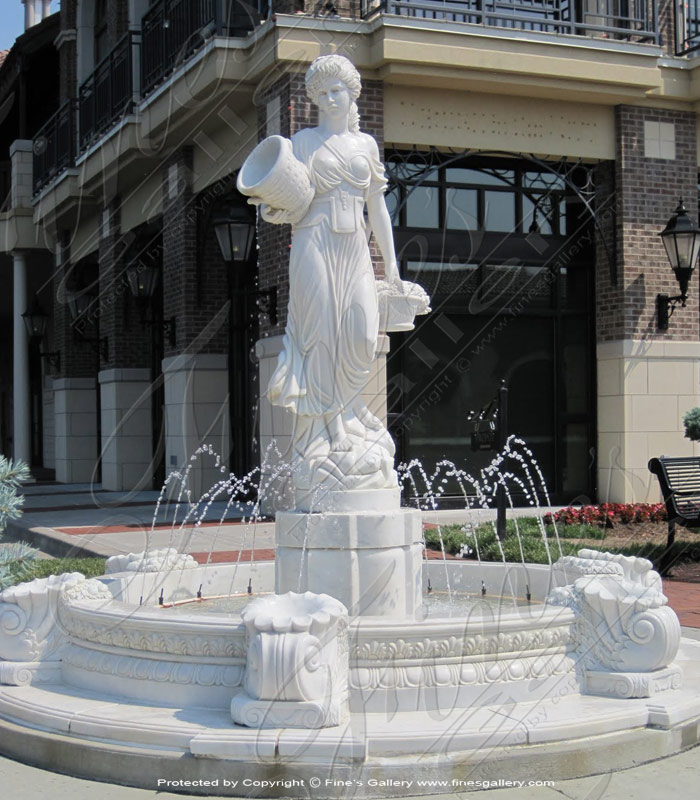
[{"left": 238, "top": 55, "right": 429, "bottom": 498}]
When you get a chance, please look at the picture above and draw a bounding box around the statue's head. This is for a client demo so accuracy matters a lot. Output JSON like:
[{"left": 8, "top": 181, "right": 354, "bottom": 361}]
[{"left": 305, "top": 55, "right": 362, "bottom": 132}]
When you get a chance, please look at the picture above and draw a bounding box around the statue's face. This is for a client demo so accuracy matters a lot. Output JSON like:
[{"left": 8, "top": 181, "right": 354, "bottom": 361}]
[{"left": 316, "top": 77, "right": 352, "bottom": 121}]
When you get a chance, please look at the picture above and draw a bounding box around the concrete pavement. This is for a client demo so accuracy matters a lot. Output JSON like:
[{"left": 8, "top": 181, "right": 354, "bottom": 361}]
[{"left": 1, "top": 733, "right": 699, "bottom": 799}]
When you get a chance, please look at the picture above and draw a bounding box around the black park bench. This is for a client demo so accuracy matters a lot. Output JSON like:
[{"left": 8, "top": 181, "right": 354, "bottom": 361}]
[{"left": 648, "top": 456, "right": 700, "bottom": 574}]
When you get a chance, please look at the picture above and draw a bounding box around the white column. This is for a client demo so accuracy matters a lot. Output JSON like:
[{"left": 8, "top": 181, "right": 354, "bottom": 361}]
[
  {"left": 41, "top": 0, "right": 51, "bottom": 21},
  {"left": 53, "top": 378, "right": 98, "bottom": 483},
  {"left": 99, "top": 368, "right": 154, "bottom": 491},
  {"left": 13, "top": 251, "right": 31, "bottom": 467},
  {"left": 22, "top": 0, "right": 36, "bottom": 30},
  {"left": 162, "top": 354, "right": 230, "bottom": 500}
]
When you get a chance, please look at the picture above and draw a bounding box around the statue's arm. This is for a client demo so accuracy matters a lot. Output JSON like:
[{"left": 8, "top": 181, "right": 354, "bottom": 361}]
[
  {"left": 366, "top": 193, "right": 400, "bottom": 286},
  {"left": 363, "top": 136, "right": 400, "bottom": 286}
]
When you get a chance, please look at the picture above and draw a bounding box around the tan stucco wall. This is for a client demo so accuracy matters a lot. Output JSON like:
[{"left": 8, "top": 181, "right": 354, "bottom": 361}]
[
  {"left": 68, "top": 214, "right": 100, "bottom": 262},
  {"left": 192, "top": 106, "right": 258, "bottom": 195},
  {"left": 597, "top": 340, "right": 700, "bottom": 504},
  {"left": 384, "top": 88, "right": 615, "bottom": 160},
  {"left": 121, "top": 172, "right": 163, "bottom": 233}
]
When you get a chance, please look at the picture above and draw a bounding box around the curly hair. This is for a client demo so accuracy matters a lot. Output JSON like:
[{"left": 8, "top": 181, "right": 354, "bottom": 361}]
[{"left": 305, "top": 55, "right": 362, "bottom": 133}]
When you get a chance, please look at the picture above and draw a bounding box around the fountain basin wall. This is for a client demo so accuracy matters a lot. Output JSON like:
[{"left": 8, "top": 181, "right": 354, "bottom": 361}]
[{"left": 55, "top": 560, "right": 578, "bottom": 712}]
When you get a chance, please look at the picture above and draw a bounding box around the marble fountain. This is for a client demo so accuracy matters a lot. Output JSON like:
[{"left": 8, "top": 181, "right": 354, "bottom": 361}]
[{"left": 1, "top": 55, "right": 700, "bottom": 796}]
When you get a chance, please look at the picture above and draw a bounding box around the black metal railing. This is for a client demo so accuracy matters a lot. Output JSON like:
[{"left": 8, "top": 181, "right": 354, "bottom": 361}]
[
  {"left": 33, "top": 100, "right": 77, "bottom": 195},
  {"left": 361, "top": 0, "right": 659, "bottom": 44},
  {"left": 678, "top": 1, "right": 700, "bottom": 53},
  {"left": 78, "top": 32, "right": 141, "bottom": 153},
  {"left": 141, "top": 0, "right": 266, "bottom": 97},
  {"left": 0, "top": 161, "right": 10, "bottom": 211}
]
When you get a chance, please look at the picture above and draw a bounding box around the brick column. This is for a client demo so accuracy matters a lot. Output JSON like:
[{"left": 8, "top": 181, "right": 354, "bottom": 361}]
[
  {"left": 57, "top": 0, "right": 78, "bottom": 102},
  {"left": 97, "top": 201, "right": 154, "bottom": 490},
  {"left": 161, "top": 148, "right": 230, "bottom": 496},
  {"left": 596, "top": 106, "right": 700, "bottom": 503},
  {"left": 52, "top": 236, "right": 100, "bottom": 484}
]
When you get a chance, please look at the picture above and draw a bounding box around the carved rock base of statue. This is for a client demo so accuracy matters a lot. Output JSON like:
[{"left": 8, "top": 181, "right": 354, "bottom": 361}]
[
  {"left": 231, "top": 592, "right": 348, "bottom": 729},
  {"left": 548, "top": 549, "right": 682, "bottom": 696},
  {"left": 275, "top": 506, "right": 423, "bottom": 618}
]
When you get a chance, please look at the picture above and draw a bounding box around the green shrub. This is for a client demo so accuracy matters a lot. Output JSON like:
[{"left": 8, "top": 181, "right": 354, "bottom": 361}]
[
  {"left": 0, "top": 456, "right": 30, "bottom": 534},
  {"left": 0, "top": 541, "right": 39, "bottom": 590},
  {"left": 684, "top": 407, "right": 700, "bottom": 442},
  {"left": 25, "top": 558, "right": 107, "bottom": 581},
  {"left": 424, "top": 520, "right": 580, "bottom": 564}
]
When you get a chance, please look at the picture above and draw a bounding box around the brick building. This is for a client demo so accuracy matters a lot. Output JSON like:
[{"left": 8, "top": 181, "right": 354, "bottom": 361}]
[{"left": 2, "top": 0, "right": 700, "bottom": 504}]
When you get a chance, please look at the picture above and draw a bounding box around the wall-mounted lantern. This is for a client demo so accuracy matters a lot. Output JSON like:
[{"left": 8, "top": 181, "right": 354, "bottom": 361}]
[
  {"left": 22, "top": 295, "right": 61, "bottom": 370},
  {"left": 657, "top": 200, "right": 700, "bottom": 330},
  {"left": 125, "top": 262, "right": 176, "bottom": 348}
]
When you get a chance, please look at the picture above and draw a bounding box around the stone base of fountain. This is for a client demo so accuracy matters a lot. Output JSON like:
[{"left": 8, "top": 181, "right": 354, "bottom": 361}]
[
  {"left": 1, "top": 657, "right": 699, "bottom": 796},
  {"left": 275, "top": 506, "right": 423, "bottom": 617},
  {"left": 0, "top": 554, "right": 697, "bottom": 796}
]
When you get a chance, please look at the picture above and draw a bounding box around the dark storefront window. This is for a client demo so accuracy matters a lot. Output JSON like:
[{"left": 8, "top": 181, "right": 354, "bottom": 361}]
[{"left": 386, "top": 154, "right": 596, "bottom": 505}]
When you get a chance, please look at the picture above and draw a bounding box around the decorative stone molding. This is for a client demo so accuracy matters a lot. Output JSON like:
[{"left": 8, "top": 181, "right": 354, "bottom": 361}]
[
  {"left": 63, "top": 647, "right": 244, "bottom": 689},
  {"left": 548, "top": 549, "right": 681, "bottom": 697},
  {"left": 0, "top": 573, "right": 86, "bottom": 685},
  {"left": 351, "top": 624, "right": 573, "bottom": 663},
  {"left": 351, "top": 651, "right": 576, "bottom": 691},
  {"left": 57, "top": 605, "right": 247, "bottom": 660},
  {"left": 231, "top": 592, "right": 349, "bottom": 729},
  {"left": 105, "top": 549, "right": 199, "bottom": 574}
]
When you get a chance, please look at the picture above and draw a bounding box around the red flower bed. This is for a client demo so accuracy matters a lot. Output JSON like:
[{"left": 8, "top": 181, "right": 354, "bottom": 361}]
[{"left": 543, "top": 503, "right": 666, "bottom": 526}]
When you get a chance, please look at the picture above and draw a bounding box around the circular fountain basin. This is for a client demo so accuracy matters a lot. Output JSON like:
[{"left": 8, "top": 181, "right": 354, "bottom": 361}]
[{"left": 0, "top": 558, "right": 699, "bottom": 797}]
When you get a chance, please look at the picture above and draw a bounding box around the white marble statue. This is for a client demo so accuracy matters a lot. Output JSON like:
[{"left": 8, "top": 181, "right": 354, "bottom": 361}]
[{"left": 238, "top": 55, "right": 429, "bottom": 497}]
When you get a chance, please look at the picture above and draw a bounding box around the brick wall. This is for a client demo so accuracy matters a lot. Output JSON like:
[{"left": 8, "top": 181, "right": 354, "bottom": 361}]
[
  {"left": 256, "top": 70, "right": 386, "bottom": 338},
  {"left": 604, "top": 106, "right": 699, "bottom": 343},
  {"left": 161, "top": 148, "right": 229, "bottom": 357},
  {"left": 54, "top": 241, "right": 100, "bottom": 379},
  {"left": 594, "top": 161, "right": 621, "bottom": 342},
  {"left": 658, "top": 0, "right": 676, "bottom": 55},
  {"left": 59, "top": 0, "right": 77, "bottom": 101},
  {"left": 98, "top": 201, "right": 151, "bottom": 369},
  {"left": 107, "top": 0, "right": 130, "bottom": 49}
]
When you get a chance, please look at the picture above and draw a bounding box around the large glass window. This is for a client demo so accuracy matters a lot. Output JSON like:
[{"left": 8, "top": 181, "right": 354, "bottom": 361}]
[{"left": 386, "top": 155, "right": 596, "bottom": 505}]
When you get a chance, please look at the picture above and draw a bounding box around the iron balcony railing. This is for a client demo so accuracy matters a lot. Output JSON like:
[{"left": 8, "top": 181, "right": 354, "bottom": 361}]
[
  {"left": 141, "top": 0, "right": 266, "bottom": 98},
  {"left": 78, "top": 31, "right": 141, "bottom": 153},
  {"left": 678, "top": 1, "right": 700, "bottom": 53},
  {"left": 33, "top": 100, "right": 77, "bottom": 195},
  {"left": 361, "top": 0, "right": 660, "bottom": 44}
]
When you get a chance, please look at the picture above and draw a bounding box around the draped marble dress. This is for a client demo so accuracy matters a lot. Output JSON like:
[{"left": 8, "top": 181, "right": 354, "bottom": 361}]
[{"left": 267, "top": 128, "right": 396, "bottom": 494}]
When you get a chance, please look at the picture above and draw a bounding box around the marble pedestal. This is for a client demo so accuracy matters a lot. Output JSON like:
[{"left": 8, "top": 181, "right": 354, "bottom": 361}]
[{"left": 275, "top": 504, "right": 423, "bottom": 618}]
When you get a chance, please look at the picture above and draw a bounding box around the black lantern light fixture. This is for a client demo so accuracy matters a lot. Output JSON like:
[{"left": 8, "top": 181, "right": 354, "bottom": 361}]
[
  {"left": 213, "top": 204, "right": 277, "bottom": 326},
  {"left": 125, "top": 261, "right": 176, "bottom": 348},
  {"left": 657, "top": 200, "right": 700, "bottom": 330},
  {"left": 213, "top": 206, "right": 256, "bottom": 264},
  {"left": 126, "top": 263, "right": 160, "bottom": 300},
  {"left": 22, "top": 295, "right": 48, "bottom": 340},
  {"left": 22, "top": 295, "right": 61, "bottom": 370}
]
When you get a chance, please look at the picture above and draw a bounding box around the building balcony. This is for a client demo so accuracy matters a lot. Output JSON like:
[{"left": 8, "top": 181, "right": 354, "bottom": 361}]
[
  {"left": 33, "top": 99, "right": 76, "bottom": 195},
  {"left": 141, "top": 0, "right": 265, "bottom": 98},
  {"left": 78, "top": 32, "right": 141, "bottom": 154},
  {"left": 361, "top": 0, "right": 660, "bottom": 45},
  {"left": 678, "top": 2, "right": 700, "bottom": 53}
]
